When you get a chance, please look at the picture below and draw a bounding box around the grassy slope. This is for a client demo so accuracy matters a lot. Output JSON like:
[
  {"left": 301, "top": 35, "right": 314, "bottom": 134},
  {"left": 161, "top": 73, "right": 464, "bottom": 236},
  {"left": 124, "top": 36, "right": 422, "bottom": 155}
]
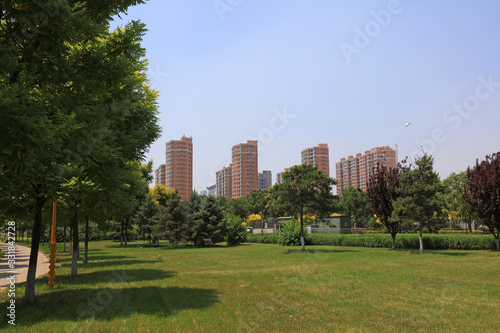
[{"left": 1, "top": 241, "right": 499, "bottom": 332}]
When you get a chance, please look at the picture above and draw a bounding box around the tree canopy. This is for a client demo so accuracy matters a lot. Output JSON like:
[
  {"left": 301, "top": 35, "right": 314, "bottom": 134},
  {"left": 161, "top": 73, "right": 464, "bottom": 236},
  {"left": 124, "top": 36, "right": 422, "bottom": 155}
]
[
  {"left": 464, "top": 152, "right": 500, "bottom": 250},
  {"left": 0, "top": 0, "right": 160, "bottom": 304},
  {"left": 366, "top": 163, "right": 401, "bottom": 249},
  {"left": 271, "top": 164, "right": 336, "bottom": 250}
]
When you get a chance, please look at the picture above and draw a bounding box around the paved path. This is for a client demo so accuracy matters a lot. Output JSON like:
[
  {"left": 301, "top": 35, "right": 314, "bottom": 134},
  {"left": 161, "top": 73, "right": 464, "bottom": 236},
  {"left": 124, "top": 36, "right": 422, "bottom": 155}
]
[{"left": 0, "top": 242, "right": 50, "bottom": 292}]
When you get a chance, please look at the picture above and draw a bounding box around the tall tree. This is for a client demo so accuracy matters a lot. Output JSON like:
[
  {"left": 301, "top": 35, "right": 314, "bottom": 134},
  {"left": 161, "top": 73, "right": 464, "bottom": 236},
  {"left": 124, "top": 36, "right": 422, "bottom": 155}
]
[
  {"left": 392, "top": 154, "right": 444, "bottom": 253},
  {"left": 159, "top": 189, "right": 187, "bottom": 248},
  {"left": 366, "top": 163, "right": 402, "bottom": 249},
  {"left": 190, "top": 196, "right": 226, "bottom": 247},
  {"left": 272, "top": 164, "right": 336, "bottom": 251},
  {"left": 338, "top": 186, "right": 373, "bottom": 229},
  {"left": 464, "top": 152, "right": 500, "bottom": 250},
  {"left": 0, "top": 0, "right": 160, "bottom": 304}
]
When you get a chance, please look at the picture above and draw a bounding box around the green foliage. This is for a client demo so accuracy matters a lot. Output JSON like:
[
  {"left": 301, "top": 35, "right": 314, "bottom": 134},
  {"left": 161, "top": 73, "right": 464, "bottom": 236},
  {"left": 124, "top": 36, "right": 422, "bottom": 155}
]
[
  {"left": 226, "top": 197, "right": 250, "bottom": 219},
  {"left": 225, "top": 214, "right": 247, "bottom": 246},
  {"left": 464, "top": 152, "right": 500, "bottom": 250},
  {"left": 339, "top": 186, "right": 373, "bottom": 228},
  {"left": 246, "top": 233, "right": 278, "bottom": 244},
  {"left": 277, "top": 219, "right": 310, "bottom": 246},
  {"left": 189, "top": 196, "right": 227, "bottom": 247},
  {"left": 0, "top": 0, "right": 161, "bottom": 302},
  {"left": 272, "top": 164, "right": 336, "bottom": 249},
  {"left": 159, "top": 190, "right": 188, "bottom": 248}
]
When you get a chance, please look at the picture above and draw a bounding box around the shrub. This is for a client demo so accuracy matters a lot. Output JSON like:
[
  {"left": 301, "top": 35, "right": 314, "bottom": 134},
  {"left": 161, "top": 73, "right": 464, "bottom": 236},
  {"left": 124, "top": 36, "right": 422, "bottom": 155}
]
[
  {"left": 246, "top": 233, "right": 278, "bottom": 244},
  {"left": 246, "top": 233, "right": 496, "bottom": 250},
  {"left": 225, "top": 214, "right": 247, "bottom": 246},
  {"left": 277, "top": 220, "right": 310, "bottom": 246}
]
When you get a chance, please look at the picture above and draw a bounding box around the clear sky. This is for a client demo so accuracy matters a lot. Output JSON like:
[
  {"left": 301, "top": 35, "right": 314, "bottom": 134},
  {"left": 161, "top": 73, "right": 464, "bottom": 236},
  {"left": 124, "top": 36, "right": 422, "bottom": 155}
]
[{"left": 111, "top": 0, "right": 500, "bottom": 193}]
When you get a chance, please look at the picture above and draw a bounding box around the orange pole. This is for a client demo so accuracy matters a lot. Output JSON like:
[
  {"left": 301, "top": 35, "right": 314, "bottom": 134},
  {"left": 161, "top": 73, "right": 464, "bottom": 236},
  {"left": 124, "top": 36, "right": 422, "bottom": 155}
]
[{"left": 48, "top": 197, "right": 57, "bottom": 289}]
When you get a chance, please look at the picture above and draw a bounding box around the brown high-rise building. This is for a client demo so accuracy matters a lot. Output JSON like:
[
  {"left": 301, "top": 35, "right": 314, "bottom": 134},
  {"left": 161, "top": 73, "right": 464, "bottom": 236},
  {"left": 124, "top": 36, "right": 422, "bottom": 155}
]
[
  {"left": 301, "top": 143, "right": 330, "bottom": 176},
  {"left": 216, "top": 164, "right": 232, "bottom": 199},
  {"left": 335, "top": 146, "right": 396, "bottom": 195},
  {"left": 165, "top": 135, "right": 193, "bottom": 200},
  {"left": 231, "top": 140, "right": 258, "bottom": 198},
  {"left": 155, "top": 164, "right": 166, "bottom": 186}
]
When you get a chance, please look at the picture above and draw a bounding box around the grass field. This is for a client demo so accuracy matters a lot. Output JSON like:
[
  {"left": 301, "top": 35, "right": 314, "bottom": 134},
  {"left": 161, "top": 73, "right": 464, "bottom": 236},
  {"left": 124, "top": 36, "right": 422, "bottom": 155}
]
[{"left": 1, "top": 241, "right": 499, "bottom": 332}]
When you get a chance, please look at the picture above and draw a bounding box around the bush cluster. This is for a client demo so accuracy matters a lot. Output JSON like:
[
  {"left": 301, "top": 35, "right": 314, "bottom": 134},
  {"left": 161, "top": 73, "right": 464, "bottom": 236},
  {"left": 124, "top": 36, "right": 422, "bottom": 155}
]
[
  {"left": 246, "top": 233, "right": 496, "bottom": 250},
  {"left": 277, "top": 219, "right": 310, "bottom": 246},
  {"left": 246, "top": 233, "right": 278, "bottom": 244}
]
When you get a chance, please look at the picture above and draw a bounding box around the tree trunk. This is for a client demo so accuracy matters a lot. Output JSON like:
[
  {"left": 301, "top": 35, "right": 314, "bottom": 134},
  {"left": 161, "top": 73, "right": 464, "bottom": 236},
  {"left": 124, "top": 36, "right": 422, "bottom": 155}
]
[
  {"left": 124, "top": 217, "right": 128, "bottom": 245},
  {"left": 300, "top": 207, "right": 305, "bottom": 251},
  {"left": 69, "top": 222, "right": 73, "bottom": 255},
  {"left": 175, "top": 238, "right": 179, "bottom": 248},
  {"left": 419, "top": 223, "right": 424, "bottom": 253},
  {"left": 83, "top": 216, "right": 89, "bottom": 264},
  {"left": 391, "top": 233, "right": 396, "bottom": 249},
  {"left": 495, "top": 235, "right": 499, "bottom": 251},
  {"left": 71, "top": 212, "right": 79, "bottom": 277},
  {"left": 120, "top": 219, "right": 124, "bottom": 247},
  {"left": 24, "top": 194, "right": 46, "bottom": 305}
]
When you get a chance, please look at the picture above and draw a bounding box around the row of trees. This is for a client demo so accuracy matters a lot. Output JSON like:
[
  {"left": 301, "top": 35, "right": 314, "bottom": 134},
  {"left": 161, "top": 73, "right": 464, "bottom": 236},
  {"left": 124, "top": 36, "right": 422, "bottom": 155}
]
[
  {"left": 135, "top": 187, "right": 241, "bottom": 247},
  {"left": 0, "top": 0, "right": 160, "bottom": 304},
  {"left": 365, "top": 153, "right": 500, "bottom": 252}
]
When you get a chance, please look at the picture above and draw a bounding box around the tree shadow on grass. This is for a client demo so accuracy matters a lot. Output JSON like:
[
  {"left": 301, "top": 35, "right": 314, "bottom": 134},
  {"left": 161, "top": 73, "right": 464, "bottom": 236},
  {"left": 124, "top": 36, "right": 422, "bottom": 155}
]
[
  {"left": 1, "top": 286, "right": 219, "bottom": 329},
  {"left": 425, "top": 251, "right": 471, "bottom": 257},
  {"left": 72, "top": 259, "right": 161, "bottom": 269},
  {"left": 390, "top": 249, "right": 472, "bottom": 256},
  {"left": 52, "top": 269, "right": 176, "bottom": 286}
]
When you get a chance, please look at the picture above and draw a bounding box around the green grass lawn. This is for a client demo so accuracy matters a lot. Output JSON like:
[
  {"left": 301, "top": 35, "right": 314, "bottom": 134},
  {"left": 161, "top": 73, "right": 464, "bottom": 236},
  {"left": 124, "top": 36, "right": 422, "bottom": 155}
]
[{"left": 1, "top": 241, "right": 499, "bottom": 332}]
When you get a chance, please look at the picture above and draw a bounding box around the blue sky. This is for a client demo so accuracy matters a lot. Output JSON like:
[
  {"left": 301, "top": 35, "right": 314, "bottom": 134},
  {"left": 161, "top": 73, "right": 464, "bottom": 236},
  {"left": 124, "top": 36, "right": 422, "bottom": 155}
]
[{"left": 112, "top": 0, "right": 500, "bottom": 192}]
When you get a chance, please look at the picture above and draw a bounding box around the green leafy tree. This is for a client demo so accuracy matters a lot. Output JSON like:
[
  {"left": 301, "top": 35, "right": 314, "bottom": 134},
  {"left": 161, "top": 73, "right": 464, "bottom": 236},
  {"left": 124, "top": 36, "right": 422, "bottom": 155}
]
[
  {"left": 133, "top": 194, "right": 161, "bottom": 245},
  {"left": 225, "top": 213, "right": 247, "bottom": 246},
  {"left": 0, "top": 0, "right": 160, "bottom": 304},
  {"left": 247, "top": 189, "right": 271, "bottom": 220},
  {"left": 464, "top": 152, "right": 500, "bottom": 250},
  {"left": 190, "top": 196, "right": 227, "bottom": 247},
  {"left": 277, "top": 219, "right": 310, "bottom": 246},
  {"left": 159, "top": 189, "right": 188, "bottom": 248},
  {"left": 272, "top": 164, "right": 336, "bottom": 251},
  {"left": 442, "top": 172, "right": 477, "bottom": 232},
  {"left": 338, "top": 186, "right": 373, "bottom": 229},
  {"left": 226, "top": 196, "right": 250, "bottom": 220},
  {"left": 366, "top": 163, "right": 402, "bottom": 249},
  {"left": 392, "top": 154, "right": 445, "bottom": 253}
]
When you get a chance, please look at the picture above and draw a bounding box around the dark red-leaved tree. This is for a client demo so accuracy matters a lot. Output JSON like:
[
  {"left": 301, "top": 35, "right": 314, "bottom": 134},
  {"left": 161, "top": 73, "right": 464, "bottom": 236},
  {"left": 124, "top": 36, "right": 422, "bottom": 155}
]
[
  {"left": 464, "top": 152, "right": 500, "bottom": 251},
  {"left": 366, "top": 162, "right": 402, "bottom": 249}
]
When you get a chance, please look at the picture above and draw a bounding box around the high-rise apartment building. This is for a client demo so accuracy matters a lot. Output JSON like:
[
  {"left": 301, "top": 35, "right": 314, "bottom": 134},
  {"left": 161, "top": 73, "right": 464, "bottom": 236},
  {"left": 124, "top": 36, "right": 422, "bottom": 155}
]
[
  {"left": 231, "top": 140, "right": 258, "bottom": 198},
  {"left": 165, "top": 135, "right": 193, "bottom": 200},
  {"left": 276, "top": 168, "right": 288, "bottom": 185},
  {"left": 258, "top": 170, "right": 272, "bottom": 190},
  {"left": 155, "top": 164, "right": 166, "bottom": 186},
  {"left": 301, "top": 143, "right": 330, "bottom": 176},
  {"left": 216, "top": 164, "right": 232, "bottom": 199},
  {"left": 335, "top": 146, "right": 396, "bottom": 195}
]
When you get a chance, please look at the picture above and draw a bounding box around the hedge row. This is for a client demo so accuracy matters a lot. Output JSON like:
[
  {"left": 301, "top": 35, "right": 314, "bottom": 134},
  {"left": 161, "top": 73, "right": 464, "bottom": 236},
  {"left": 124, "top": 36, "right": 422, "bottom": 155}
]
[{"left": 246, "top": 233, "right": 497, "bottom": 250}]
